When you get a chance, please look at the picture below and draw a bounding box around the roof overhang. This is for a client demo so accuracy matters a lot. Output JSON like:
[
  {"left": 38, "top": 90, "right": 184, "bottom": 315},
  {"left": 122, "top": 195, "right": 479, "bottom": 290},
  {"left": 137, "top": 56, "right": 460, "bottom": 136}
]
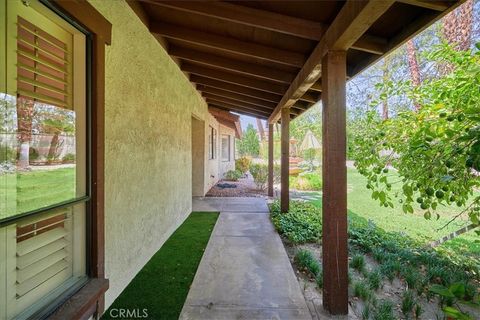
[{"left": 129, "top": 0, "right": 465, "bottom": 123}]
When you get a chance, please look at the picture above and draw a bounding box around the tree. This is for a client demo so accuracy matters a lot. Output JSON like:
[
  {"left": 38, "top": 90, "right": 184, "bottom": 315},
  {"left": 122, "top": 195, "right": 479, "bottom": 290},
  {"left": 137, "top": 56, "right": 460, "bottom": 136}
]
[
  {"left": 237, "top": 124, "right": 260, "bottom": 157},
  {"left": 406, "top": 39, "right": 421, "bottom": 110},
  {"left": 16, "top": 97, "right": 35, "bottom": 169},
  {"left": 351, "top": 42, "right": 480, "bottom": 229}
]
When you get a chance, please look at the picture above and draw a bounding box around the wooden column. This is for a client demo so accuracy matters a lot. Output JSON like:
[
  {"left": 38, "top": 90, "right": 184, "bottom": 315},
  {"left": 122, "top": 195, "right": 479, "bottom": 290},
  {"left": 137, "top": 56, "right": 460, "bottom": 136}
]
[
  {"left": 268, "top": 123, "right": 274, "bottom": 197},
  {"left": 280, "top": 108, "right": 290, "bottom": 212},
  {"left": 322, "top": 50, "right": 348, "bottom": 315}
]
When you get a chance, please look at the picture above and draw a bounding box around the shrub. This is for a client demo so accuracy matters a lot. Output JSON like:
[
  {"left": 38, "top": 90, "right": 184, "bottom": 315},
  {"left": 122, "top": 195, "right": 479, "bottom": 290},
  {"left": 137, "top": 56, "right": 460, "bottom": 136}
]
[
  {"left": 290, "top": 173, "right": 322, "bottom": 191},
  {"left": 29, "top": 147, "right": 40, "bottom": 161},
  {"left": 401, "top": 290, "right": 415, "bottom": 317},
  {"left": 353, "top": 281, "right": 373, "bottom": 301},
  {"left": 373, "top": 300, "right": 394, "bottom": 320},
  {"left": 402, "top": 268, "right": 419, "bottom": 290},
  {"left": 350, "top": 254, "right": 366, "bottom": 272},
  {"left": 294, "top": 249, "right": 320, "bottom": 276},
  {"left": 235, "top": 157, "right": 251, "bottom": 174},
  {"left": 315, "top": 271, "right": 323, "bottom": 288},
  {"left": 361, "top": 304, "right": 371, "bottom": 320},
  {"left": 367, "top": 270, "right": 382, "bottom": 291},
  {"left": 0, "top": 145, "right": 16, "bottom": 163},
  {"left": 62, "top": 153, "right": 75, "bottom": 163},
  {"left": 249, "top": 163, "right": 268, "bottom": 190},
  {"left": 225, "top": 169, "right": 242, "bottom": 181},
  {"left": 270, "top": 200, "right": 322, "bottom": 243}
]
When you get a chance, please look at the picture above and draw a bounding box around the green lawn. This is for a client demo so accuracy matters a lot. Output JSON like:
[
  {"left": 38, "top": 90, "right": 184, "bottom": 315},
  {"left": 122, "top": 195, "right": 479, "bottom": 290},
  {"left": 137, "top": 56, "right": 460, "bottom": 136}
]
[
  {"left": 102, "top": 212, "right": 219, "bottom": 320},
  {"left": 0, "top": 168, "right": 75, "bottom": 218},
  {"left": 309, "top": 168, "right": 479, "bottom": 261}
]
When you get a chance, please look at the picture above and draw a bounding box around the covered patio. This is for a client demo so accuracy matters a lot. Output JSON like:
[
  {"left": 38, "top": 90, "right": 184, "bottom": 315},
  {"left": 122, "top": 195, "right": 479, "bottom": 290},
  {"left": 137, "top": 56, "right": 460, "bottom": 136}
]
[
  {"left": 126, "top": 0, "right": 464, "bottom": 315},
  {"left": 0, "top": 0, "right": 467, "bottom": 319}
]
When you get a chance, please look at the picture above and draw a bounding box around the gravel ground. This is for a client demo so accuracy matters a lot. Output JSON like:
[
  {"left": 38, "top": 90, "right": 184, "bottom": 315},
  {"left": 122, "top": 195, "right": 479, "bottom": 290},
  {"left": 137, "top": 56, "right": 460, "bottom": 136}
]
[{"left": 206, "top": 175, "right": 268, "bottom": 198}]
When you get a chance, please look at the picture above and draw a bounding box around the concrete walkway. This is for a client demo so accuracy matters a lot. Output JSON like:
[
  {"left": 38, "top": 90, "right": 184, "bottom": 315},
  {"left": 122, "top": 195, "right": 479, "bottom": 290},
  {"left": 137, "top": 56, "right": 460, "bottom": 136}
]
[{"left": 180, "top": 197, "right": 312, "bottom": 320}]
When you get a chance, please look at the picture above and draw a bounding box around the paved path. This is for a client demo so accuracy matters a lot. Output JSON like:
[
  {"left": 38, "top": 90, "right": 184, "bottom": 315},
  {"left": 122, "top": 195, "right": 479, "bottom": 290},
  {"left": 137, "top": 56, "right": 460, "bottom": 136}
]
[{"left": 180, "top": 197, "right": 312, "bottom": 320}]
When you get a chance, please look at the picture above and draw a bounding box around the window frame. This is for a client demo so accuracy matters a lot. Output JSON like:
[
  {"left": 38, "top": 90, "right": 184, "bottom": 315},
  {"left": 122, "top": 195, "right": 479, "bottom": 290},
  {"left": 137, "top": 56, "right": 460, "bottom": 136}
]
[
  {"left": 209, "top": 126, "right": 217, "bottom": 160},
  {"left": 2, "top": 0, "right": 112, "bottom": 319},
  {"left": 221, "top": 134, "right": 230, "bottom": 162}
]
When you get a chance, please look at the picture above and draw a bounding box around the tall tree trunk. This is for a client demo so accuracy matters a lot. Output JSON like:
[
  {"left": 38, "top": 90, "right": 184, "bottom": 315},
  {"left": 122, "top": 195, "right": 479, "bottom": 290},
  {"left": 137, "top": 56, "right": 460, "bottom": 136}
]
[
  {"left": 16, "top": 96, "right": 34, "bottom": 169},
  {"left": 256, "top": 118, "right": 265, "bottom": 141},
  {"left": 457, "top": 0, "right": 474, "bottom": 51},
  {"left": 406, "top": 40, "right": 421, "bottom": 111},
  {"left": 47, "top": 133, "right": 60, "bottom": 164},
  {"left": 381, "top": 55, "right": 391, "bottom": 120}
]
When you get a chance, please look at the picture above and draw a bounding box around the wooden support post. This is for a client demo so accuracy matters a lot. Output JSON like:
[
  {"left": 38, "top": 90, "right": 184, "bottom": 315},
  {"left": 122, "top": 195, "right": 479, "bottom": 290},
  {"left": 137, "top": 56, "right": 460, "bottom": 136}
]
[
  {"left": 322, "top": 50, "right": 348, "bottom": 315},
  {"left": 268, "top": 123, "right": 274, "bottom": 197},
  {"left": 280, "top": 108, "right": 290, "bottom": 213}
]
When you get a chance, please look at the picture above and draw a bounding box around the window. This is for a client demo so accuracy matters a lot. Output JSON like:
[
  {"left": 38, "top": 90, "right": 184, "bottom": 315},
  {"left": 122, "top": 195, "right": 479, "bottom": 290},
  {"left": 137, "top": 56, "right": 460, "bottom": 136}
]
[
  {"left": 208, "top": 126, "right": 216, "bottom": 160},
  {"left": 221, "top": 135, "right": 230, "bottom": 161},
  {"left": 0, "top": 1, "right": 89, "bottom": 319}
]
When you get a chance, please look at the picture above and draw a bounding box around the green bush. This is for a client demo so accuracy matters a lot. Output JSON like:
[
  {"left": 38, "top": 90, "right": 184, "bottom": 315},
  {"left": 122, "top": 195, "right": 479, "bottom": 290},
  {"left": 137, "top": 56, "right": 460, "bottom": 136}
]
[
  {"left": 270, "top": 200, "right": 322, "bottom": 243},
  {"left": 350, "top": 254, "right": 366, "bottom": 272},
  {"left": 0, "top": 145, "right": 16, "bottom": 162},
  {"left": 249, "top": 163, "right": 268, "bottom": 190},
  {"left": 225, "top": 169, "right": 242, "bottom": 181},
  {"left": 235, "top": 157, "right": 251, "bottom": 174},
  {"left": 290, "top": 173, "right": 322, "bottom": 191},
  {"left": 401, "top": 290, "right": 415, "bottom": 317},
  {"left": 294, "top": 249, "right": 320, "bottom": 276},
  {"left": 353, "top": 281, "right": 373, "bottom": 301},
  {"left": 62, "top": 153, "right": 75, "bottom": 163}
]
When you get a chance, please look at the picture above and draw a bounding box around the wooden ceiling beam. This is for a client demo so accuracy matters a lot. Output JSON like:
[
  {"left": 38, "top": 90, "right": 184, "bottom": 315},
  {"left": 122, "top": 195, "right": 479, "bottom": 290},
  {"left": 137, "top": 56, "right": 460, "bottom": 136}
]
[
  {"left": 207, "top": 100, "right": 271, "bottom": 119},
  {"left": 150, "top": 21, "right": 306, "bottom": 67},
  {"left": 203, "top": 94, "right": 275, "bottom": 114},
  {"left": 183, "top": 63, "right": 288, "bottom": 94},
  {"left": 269, "top": 0, "right": 395, "bottom": 123},
  {"left": 197, "top": 85, "right": 277, "bottom": 109},
  {"left": 397, "top": 0, "right": 451, "bottom": 11},
  {"left": 190, "top": 75, "right": 282, "bottom": 103},
  {"left": 144, "top": 0, "right": 325, "bottom": 41},
  {"left": 170, "top": 45, "right": 295, "bottom": 84},
  {"left": 310, "top": 81, "right": 322, "bottom": 92},
  {"left": 299, "top": 91, "right": 321, "bottom": 104},
  {"left": 144, "top": 0, "right": 389, "bottom": 54},
  {"left": 210, "top": 105, "right": 269, "bottom": 120}
]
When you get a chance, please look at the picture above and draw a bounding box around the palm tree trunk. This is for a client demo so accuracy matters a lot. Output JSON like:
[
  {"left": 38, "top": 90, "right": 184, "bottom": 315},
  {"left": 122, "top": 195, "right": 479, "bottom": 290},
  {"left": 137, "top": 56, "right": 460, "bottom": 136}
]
[{"left": 406, "top": 40, "right": 421, "bottom": 111}]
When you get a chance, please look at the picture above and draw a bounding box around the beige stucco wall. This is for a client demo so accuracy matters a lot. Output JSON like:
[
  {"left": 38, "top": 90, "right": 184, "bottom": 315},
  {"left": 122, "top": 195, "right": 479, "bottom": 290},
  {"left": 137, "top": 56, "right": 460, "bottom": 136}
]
[{"left": 88, "top": 0, "right": 218, "bottom": 308}]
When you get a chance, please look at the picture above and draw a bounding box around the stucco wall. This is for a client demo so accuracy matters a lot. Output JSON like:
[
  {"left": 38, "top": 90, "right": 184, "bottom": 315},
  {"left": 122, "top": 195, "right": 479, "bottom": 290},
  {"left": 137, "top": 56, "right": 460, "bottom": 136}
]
[{"left": 88, "top": 0, "right": 215, "bottom": 308}]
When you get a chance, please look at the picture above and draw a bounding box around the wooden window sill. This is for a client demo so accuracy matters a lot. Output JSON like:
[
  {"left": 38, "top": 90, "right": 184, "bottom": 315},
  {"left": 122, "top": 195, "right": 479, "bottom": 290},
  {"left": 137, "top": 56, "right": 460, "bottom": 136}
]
[{"left": 48, "top": 278, "right": 109, "bottom": 320}]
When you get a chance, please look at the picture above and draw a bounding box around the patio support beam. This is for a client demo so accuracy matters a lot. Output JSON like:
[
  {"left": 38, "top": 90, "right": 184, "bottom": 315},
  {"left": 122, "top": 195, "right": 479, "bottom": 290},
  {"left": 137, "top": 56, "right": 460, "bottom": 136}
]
[
  {"left": 268, "top": 123, "right": 274, "bottom": 197},
  {"left": 280, "top": 107, "right": 290, "bottom": 213},
  {"left": 322, "top": 50, "right": 348, "bottom": 315}
]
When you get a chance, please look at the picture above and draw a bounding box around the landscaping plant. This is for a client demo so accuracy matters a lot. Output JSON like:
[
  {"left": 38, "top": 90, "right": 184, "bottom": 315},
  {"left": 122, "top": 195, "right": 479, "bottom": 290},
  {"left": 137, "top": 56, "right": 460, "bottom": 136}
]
[
  {"left": 351, "top": 43, "right": 480, "bottom": 230},
  {"left": 235, "top": 156, "right": 251, "bottom": 175}
]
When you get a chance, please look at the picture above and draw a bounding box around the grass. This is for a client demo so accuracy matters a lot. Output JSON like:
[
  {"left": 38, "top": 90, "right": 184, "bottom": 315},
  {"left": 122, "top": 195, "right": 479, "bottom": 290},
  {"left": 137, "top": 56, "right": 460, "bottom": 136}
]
[
  {"left": 0, "top": 168, "right": 75, "bottom": 218},
  {"left": 102, "top": 212, "right": 219, "bottom": 320},
  {"left": 350, "top": 254, "right": 366, "bottom": 272},
  {"left": 308, "top": 168, "right": 480, "bottom": 266}
]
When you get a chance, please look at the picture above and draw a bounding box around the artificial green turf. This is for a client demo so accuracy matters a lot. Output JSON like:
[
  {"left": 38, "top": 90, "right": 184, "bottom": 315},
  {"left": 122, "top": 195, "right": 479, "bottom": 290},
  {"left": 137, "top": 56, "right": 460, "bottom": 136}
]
[{"left": 102, "top": 212, "right": 219, "bottom": 320}]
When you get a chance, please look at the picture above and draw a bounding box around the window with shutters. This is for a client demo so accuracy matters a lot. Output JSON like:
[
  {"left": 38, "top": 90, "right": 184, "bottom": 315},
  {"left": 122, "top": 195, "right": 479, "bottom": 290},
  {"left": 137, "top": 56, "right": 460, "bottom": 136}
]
[
  {"left": 0, "top": 1, "right": 89, "bottom": 319},
  {"left": 221, "top": 135, "right": 230, "bottom": 162}
]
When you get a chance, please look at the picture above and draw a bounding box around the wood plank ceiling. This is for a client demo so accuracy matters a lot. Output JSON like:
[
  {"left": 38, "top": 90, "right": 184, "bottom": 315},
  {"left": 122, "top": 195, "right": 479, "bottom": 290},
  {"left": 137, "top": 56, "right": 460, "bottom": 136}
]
[{"left": 128, "top": 0, "right": 463, "bottom": 121}]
